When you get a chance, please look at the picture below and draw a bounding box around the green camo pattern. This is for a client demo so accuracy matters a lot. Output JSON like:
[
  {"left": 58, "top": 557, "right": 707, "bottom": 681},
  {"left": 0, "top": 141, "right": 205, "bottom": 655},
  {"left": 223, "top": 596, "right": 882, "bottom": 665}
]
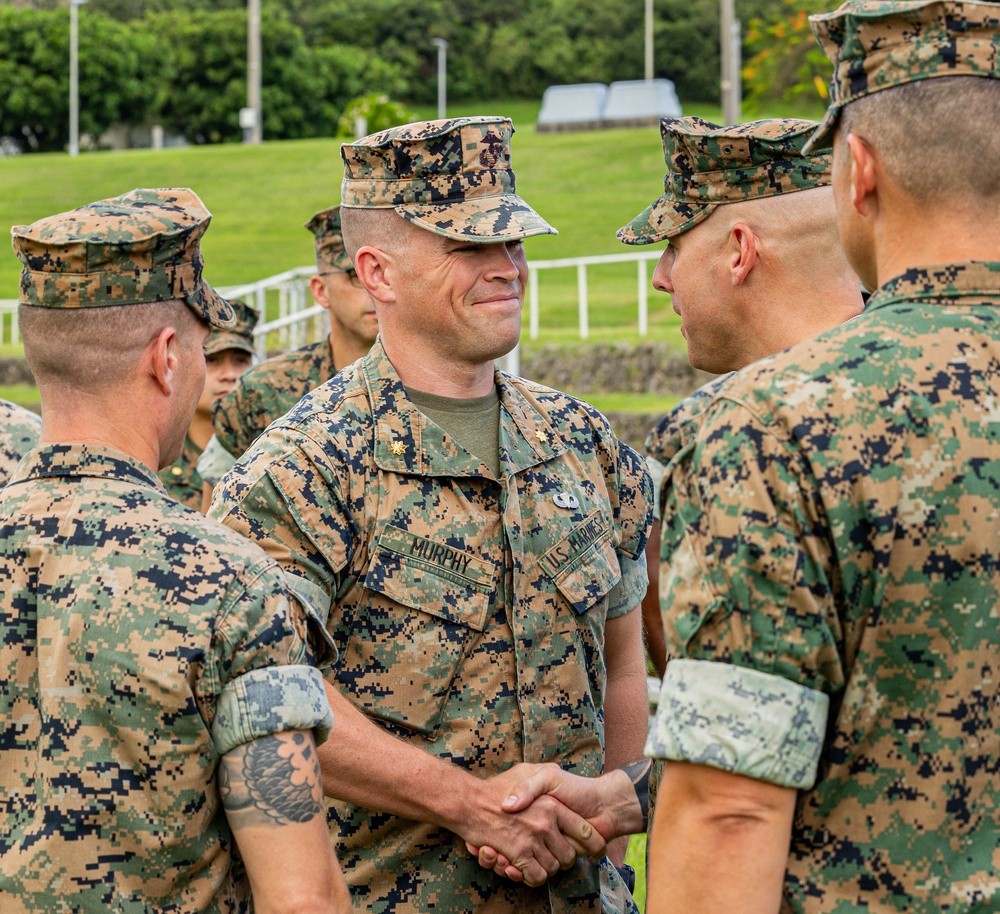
[
  {"left": 806, "top": 0, "right": 1000, "bottom": 151},
  {"left": 10, "top": 187, "right": 233, "bottom": 329},
  {"left": 212, "top": 338, "right": 337, "bottom": 459},
  {"left": 341, "top": 117, "right": 558, "bottom": 242},
  {"left": 158, "top": 432, "right": 205, "bottom": 509},
  {"left": 305, "top": 205, "right": 353, "bottom": 274},
  {"left": 652, "top": 261, "right": 1000, "bottom": 912},
  {"left": 618, "top": 117, "right": 831, "bottom": 245},
  {"left": 0, "top": 399, "right": 40, "bottom": 486},
  {"left": 210, "top": 339, "right": 652, "bottom": 913},
  {"left": 0, "top": 443, "right": 331, "bottom": 913},
  {"left": 204, "top": 298, "right": 259, "bottom": 357}
]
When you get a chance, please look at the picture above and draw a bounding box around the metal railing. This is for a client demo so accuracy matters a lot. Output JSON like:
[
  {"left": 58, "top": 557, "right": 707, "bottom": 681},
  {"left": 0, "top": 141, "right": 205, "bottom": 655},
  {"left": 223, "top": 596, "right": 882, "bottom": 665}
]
[
  {"left": 0, "top": 249, "right": 666, "bottom": 352},
  {"left": 527, "top": 249, "right": 662, "bottom": 340},
  {"left": 0, "top": 300, "right": 19, "bottom": 347}
]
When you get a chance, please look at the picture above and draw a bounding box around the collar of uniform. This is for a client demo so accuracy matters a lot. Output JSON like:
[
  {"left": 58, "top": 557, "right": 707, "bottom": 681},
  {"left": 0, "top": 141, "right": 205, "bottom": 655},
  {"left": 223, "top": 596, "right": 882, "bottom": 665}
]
[
  {"left": 362, "top": 341, "right": 489, "bottom": 477},
  {"left": 866, "top": 261, "right": 1000, "bottom": 312},
  {"left": 8, "top": 442, "right": 163, "bottom": 490},
  {"left": 495, "top": 370, "right": 565, "bottom": 472}
]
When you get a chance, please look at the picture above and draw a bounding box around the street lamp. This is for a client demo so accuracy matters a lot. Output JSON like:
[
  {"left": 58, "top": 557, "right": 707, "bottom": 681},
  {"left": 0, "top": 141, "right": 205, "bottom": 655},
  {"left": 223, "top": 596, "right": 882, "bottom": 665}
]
[
  {"left": 69, "top": 0, "right": 88, "bottom": 157},
  {"left": 645, "top": 0, "right": 653, "bottom": 81},
  {"left": 246, "top": 0, "right": 262, "bottom": 143},
  {"left": 431, "top": 38, "right": 447, "bottom": 120}
]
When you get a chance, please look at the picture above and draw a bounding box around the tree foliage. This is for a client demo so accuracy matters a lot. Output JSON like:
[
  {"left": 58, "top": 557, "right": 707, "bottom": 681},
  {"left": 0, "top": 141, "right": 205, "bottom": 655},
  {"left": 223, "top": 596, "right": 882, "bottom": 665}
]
[
  {"left": 742, "top": 0, "right": 833, "bottom": 114},
  {"left": 0, "top": 0, "right": 808, "bottom": 152}
]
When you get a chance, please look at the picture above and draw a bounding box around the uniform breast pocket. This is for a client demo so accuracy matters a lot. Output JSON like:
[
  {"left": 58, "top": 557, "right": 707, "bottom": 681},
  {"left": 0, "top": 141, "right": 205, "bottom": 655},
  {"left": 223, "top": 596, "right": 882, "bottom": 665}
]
[
  {"left": 540, "top": 510, "right": 622, "bottom": 617},
  {"left": 340, "top": 525, "right": 495, "bottom": 736}
]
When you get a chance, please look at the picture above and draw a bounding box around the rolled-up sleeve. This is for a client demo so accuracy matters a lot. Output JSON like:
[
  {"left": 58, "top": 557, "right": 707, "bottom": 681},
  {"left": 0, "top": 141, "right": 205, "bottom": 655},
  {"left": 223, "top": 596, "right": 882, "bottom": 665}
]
[
  {"left": 213, "top": 664, "right": 333, "bottom": 755},
  {"left": 646, "top": 658, "right": 828, "bottom": 789}
]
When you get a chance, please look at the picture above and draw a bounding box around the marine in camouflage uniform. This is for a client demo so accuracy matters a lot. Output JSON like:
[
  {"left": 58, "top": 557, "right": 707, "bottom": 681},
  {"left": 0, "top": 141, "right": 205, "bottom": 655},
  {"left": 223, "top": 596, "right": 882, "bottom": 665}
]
[
  {"left": 644, "top": 2, "right": 1000, "bottom": 911},
  {"left": 620, "top": 117, "right": 863, "bottom": 679},
  {"left": 0, "top": 397, "right": 40, "bottom": 486},
  {"left": 0, "top": 188, "right": 345, "bottom": 913},
  {"left": 159, "top": 297, "right": 258, "bottom": 508},
  {"left": 209, "top": 204, "right": 378, "bottom": 467},
  {"left": 211, "top": 117, "right": 653, "bottom": 914}
]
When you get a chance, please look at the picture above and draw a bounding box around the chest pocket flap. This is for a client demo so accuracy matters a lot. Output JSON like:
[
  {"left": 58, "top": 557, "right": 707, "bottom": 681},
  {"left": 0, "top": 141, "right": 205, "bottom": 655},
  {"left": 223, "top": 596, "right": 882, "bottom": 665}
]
[
  {"left": 365, "top": 525, "right": 493, "bottom": 631},
  {"left": 539, "top": 510, "right": 621, "bottom": 614}
]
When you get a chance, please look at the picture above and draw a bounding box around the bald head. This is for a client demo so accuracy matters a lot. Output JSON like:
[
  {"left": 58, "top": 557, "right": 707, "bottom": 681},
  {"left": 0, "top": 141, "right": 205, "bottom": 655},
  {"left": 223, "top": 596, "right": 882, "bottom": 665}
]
[{"left": 720, "top": 185, "right": 854, "bottom": 282}]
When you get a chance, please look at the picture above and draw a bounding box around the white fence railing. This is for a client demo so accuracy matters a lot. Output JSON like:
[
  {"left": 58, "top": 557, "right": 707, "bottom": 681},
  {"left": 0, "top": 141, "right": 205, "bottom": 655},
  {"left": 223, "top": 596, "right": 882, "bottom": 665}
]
[
  {"left": 527, "top": 250, "right": 663, "bottom": 340},
  {"left": 0, "top": 249, "right": 666, "bottom": 352},
  {"left": 0, "top": 300, "right": 19, "bottom": 347}
]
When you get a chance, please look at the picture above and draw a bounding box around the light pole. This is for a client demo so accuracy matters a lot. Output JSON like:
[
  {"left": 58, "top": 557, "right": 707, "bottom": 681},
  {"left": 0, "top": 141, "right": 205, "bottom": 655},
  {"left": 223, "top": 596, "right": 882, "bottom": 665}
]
[
  {"left": 720, "top": 0, "right": 742, "bottom": 124},
  {"left": 644, "top": 0, "right": 654, "bottom": 81},
  {"left": 69, "top": 0, "right": 88, "bottom": 157},
  {"left": 431, "top": 38, "right": 447, "bottom": 120},
  {"left": 246, "top": 0, "right": 262, "bottom": 143}
]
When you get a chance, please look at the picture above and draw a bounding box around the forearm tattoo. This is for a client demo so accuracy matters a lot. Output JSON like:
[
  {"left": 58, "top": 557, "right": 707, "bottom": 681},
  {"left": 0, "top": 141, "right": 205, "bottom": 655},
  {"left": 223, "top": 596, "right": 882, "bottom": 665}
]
[
  {"left": 219, "top": 731, "right": 324, "bottom": 828},
  {"left": 620, "top": 758, "right": 652, "bottom": 830}
]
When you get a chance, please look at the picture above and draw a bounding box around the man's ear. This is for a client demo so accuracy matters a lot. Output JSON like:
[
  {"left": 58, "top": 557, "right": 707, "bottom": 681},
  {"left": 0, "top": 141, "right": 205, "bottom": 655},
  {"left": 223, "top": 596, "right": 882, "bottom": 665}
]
[
  {"left": 846, "top": 132, "right": 878, "bottom": 217},
  {"left": 148, "top": 326, "right": 178, "bottom": 397},
  {"left": 309, "top": 274, "right": 332, "bottom": 312},
  {"left": 729, "top": 222, "right": 758, "bottom": 287},
  {"left": 355, "top": 246, "right": 396, "bottom": 305}
]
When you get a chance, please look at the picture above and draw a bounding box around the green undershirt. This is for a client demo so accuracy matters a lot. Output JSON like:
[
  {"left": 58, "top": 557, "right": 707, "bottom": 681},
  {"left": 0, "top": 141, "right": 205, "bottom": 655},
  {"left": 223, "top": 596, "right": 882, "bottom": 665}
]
[{"left": 406, "top": 386, "right": 502, "bottom": 479}]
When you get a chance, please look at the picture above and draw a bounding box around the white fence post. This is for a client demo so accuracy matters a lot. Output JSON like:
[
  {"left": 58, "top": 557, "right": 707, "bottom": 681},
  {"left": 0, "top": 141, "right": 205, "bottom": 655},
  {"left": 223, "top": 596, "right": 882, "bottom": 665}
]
[
  {"left": 529, "top": 269, "right": 540, "bottom": 341},
  {"left": 638, "top": 258, "right": 649, "bottom": 337},
  {"left": 577, "top": 262, "right": 589, "bottom": 340}
]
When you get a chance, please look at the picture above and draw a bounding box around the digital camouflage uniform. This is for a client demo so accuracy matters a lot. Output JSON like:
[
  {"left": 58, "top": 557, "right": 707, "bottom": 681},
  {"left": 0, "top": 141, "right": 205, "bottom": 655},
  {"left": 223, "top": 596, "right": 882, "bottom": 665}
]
[
  {"left": 211, "top": 206, "right": 352, "bottom": 462},
  {"left": 647, "top": 5, "right": 1000, "bottom": 911},
  {"left": 623, "top": 115, "right": 834, "bottom": 514},
  {"left": 160, "top": 298, "right": 258, "bottom": 508},
  {"left": 211, "top": 117, "right": 653, "bottom": 914},
  {"left": 1, "top": 189, "right": 333, "bottom": 913},
  {"left": 213, "top": 340, "right": 651, "bottom": 914},
  {"left": 212, "top": 338, "right": 337, "bottom": 459},
  {"left": 0, "top": 398, "right": 41, "bottom": 486}
]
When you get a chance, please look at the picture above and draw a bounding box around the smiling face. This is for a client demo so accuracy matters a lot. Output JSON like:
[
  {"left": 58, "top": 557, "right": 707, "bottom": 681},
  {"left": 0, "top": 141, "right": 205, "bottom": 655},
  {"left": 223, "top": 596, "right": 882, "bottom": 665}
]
[
  {"left": 381, "top": 219, "right": 529, "bottom": 371},
  {"left": 651, "top": 215, "right": 740, "bottom": 374}
]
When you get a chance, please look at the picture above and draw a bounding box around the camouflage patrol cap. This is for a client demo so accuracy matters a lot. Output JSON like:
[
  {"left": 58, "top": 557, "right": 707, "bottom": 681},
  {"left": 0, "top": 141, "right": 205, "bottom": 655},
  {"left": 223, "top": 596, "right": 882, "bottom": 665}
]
[
  {"left": 304, "top": 205, "right": 353, "bottom": 275},
  {"left": 806, "top": 0, "right": 1000, "bottom": 153},
  {"left": 204, "top": 298, "right": 258, "bottom": 356},
  {"left": 340, "top": 116, "right": 558, "bottom": 242},
  {"left": 10, "top": 187, "right": 233, "bottom": 329},
  {"left": 618, "top": 117, "right": 831, "bottom": 245}
]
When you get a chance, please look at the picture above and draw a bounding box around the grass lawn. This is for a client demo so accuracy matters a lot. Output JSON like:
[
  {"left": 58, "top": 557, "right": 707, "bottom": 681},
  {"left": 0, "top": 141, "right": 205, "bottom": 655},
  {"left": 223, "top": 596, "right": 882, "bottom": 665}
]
[
  {"left": 626, "top": 833, "right": 649, "bottom": 909},
  {"left": 0, "top": 99, "right": 752, "bottom": 332},
  {"left": 0, "top": 96, "right": 823, "bottom": 414}
]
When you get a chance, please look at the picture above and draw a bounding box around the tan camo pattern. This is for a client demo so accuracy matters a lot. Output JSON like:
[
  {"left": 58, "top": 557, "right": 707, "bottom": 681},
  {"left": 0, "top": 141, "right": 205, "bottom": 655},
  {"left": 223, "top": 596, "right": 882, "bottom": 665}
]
[
  {"left": 305, "top": 205, "right": 353, "bottom": 274},
  {"left": 341, "top": 117, "right": 558, "bottom": 241},
  {"left": 806, "top": 0, "right": 1000, "bottom": 150},
  {"left": 619, "top": 117, "right": 831, "bottom": 244},
  {"left": 211, "top": 339, "right": 652, "bottom": 913},
  {"left": 204, "top": 298, "right": 259, "bottom": 357},
  {"left": 0, "top": 399, "right": 40, "bottom": 487},
  {"left": 10, "top": 187, "right": 233, "bottom": 329},
  {"left": 1, "top": 443, "right": 330, "bottom": 912}
]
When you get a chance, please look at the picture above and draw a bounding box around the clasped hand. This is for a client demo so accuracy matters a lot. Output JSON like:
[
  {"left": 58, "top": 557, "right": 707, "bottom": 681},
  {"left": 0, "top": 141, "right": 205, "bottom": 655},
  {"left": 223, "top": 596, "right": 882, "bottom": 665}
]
[{"left": 462, "top": 763, "right": 618, "bottom": 887}]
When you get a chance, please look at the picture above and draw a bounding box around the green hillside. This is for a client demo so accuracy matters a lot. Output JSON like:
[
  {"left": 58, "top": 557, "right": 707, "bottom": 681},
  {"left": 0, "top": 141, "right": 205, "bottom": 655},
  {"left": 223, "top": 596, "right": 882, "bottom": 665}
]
[{"left": 0, "top": 100, "right": 740, "bottom": 342}]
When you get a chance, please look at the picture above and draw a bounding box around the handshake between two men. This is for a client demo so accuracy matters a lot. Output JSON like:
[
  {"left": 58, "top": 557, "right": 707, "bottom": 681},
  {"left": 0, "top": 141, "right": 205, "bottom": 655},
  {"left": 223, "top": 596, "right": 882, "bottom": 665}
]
[{"left": 463, "top": 759, "right": 651, "bottom": 887}]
